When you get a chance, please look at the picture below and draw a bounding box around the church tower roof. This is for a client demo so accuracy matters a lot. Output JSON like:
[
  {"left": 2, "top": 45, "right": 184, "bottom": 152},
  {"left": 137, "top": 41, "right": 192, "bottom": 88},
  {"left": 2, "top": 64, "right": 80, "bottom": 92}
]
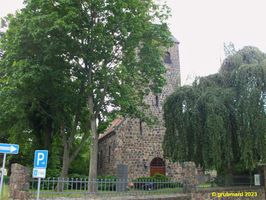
[{"left": 171, "top": 35, "right": 180, "bottom": 44}]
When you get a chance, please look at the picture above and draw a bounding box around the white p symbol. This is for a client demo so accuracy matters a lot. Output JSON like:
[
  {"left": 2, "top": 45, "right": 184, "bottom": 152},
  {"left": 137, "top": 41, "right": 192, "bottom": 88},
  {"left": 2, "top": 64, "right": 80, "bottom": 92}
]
[{"left": 37, "top": 153, "right": 45, "bottom": 165}]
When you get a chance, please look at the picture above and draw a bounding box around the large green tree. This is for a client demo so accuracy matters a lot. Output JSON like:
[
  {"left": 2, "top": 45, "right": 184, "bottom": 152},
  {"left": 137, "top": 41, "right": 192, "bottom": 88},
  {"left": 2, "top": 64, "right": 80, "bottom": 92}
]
[
  {"left": 0, "top": 0, "right": 172, "bottom": 181},
  {"left": 0, "top": 7, "right": 89, "bottom": 176},
  {"left": 163, "top": 46, "right": 266, "bottom": 174}
]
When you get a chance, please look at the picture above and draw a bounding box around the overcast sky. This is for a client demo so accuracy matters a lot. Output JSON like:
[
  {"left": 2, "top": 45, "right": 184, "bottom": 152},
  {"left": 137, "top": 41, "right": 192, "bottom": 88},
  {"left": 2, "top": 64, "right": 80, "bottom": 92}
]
[{"left": 1, "top": 0, "right": 266, "bottom": 85}]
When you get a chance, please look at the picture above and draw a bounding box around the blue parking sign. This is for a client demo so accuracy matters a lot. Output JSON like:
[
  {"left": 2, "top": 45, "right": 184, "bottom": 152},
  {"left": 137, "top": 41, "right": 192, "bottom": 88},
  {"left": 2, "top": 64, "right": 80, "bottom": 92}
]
[{"left": 34, "top": 150, "right": 48, "bottom": 168}]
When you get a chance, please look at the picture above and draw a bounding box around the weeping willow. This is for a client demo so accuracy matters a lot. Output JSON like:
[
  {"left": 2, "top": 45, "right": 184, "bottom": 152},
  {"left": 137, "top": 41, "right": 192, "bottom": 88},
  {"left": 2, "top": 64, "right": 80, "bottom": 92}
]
[{"left": 163, "top": 46, "right": 266, "bottom": 174}]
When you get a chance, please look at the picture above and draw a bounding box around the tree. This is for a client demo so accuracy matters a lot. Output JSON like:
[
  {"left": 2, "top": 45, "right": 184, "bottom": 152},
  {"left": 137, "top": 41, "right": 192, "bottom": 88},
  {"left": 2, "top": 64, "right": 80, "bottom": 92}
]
[
  {"left": 0, "top": 1, "right": 92, "bottom": 177},
  {"left": 224, "top": 42, "right": 236, "bottom": 57},
  {"left": 163, "top": 46, "right": 266, "bottom": 174},
  {"left": 0, "top": 0, "right": 172, "bottom": 182},
  {"left": 0, "top": 17, "right": 8, "bottom": 143}
]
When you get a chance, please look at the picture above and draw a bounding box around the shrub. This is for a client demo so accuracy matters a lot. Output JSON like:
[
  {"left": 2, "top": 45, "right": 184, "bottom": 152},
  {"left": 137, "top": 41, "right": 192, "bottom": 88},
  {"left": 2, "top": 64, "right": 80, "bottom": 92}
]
[
  {"left": 3, "top": 176, "right": 9, "bottom": 184},
  {"left": 152, "top": 173, "right": 170, "bottom": 181},
  {"left": 67, "top": 176, "right": 88, "bottom": 190},
  {"left": 97, "top": 175, "right": 117, "bottom": 191},
  {"left": 133, "top": 174, "right": 182, "bottom": 190},
  {"left": 68, "top": 173, "right": 88, "bottom": 179}
]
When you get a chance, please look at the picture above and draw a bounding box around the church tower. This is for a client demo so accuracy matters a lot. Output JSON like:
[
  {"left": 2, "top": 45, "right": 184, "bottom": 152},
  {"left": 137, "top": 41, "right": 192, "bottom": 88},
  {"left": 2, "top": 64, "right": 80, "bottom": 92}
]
[{"left": 98, "top": 38, "right": 187, "bottom": 179}]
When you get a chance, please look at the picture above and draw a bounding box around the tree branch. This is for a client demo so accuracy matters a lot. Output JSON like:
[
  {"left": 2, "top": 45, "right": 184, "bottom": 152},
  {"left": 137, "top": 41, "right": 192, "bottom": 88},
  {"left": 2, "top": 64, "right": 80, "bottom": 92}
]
[{"left": 69, "top": 132, "right": 90, "bottom": 163}]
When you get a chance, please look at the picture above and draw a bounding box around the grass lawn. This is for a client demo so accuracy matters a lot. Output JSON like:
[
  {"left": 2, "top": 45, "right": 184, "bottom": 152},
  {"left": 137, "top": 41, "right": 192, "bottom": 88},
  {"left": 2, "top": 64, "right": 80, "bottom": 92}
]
[
  {"left": 32, "top": 187, "right": 183, "bottom": 198},
  {"left": 4, "top": 184, "right": 183, "bottom": 199},
  {"left": 198, "top": 183, "right": 212, "bottom": 188},
  {"left": 2, "top": 184, "right": 9, "bottom": 200}
]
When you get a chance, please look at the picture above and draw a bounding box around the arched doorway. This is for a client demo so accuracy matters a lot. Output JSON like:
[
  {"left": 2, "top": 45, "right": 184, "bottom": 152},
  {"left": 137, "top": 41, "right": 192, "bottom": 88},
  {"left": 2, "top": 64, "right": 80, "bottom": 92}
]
[{"left": 150, "top": 157, "right": 165, "bottom": 176}]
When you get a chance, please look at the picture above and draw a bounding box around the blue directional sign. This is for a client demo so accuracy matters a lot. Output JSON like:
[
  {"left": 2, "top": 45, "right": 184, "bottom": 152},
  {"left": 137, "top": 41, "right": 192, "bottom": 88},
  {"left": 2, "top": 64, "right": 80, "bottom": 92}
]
[
  {"left": 0, "top": 143, "right": 19, "bottom": 154},
  {"left": 34, "top": 150, "right": 48, "bottom": 168}
]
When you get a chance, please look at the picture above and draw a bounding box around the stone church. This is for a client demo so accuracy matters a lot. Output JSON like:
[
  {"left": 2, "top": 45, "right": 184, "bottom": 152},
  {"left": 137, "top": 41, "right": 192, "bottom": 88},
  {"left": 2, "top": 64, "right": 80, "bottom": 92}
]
[{"left": 98, "top": 37, "right": 197, "bottom": 182}]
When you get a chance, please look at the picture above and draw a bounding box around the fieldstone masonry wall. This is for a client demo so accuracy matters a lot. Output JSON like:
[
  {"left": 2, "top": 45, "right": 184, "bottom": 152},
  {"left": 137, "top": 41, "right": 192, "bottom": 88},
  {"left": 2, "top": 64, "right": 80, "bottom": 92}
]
[
  {"left": 9, "top": 163, "right": 30, "bottom": 200},
  {"left": 98, "top": 40, "right": 200, "bottom": 184},
  {"left": 98, "top": 131, "right": 118, "bottom": 176}
]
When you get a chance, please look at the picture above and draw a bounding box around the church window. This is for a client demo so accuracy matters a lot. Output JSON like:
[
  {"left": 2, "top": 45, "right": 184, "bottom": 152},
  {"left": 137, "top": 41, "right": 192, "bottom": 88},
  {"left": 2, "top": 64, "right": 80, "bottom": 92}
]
[
  {"left": 99, "top": 150, "right": 103, "bottom": 169},
  {"left": 108, "top": 146, "right": 111, "bottom": 163},
  {"left": 155, "top": 95, "right": 159, "bottom": 107},
  {"left": 164, "top": 52, "right": 172, "bottom": 64},
  {"left": 97, "top": 152, "right": 100, "bottom": 167},
  {"left": 139, "top": 119, "right": 143, "bottom": 135}
]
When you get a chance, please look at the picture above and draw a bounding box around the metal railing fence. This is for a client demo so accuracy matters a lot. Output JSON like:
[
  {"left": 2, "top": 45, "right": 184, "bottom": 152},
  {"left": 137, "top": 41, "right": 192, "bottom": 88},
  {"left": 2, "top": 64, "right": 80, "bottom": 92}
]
[
  {"left": 197, "top": 175, "right": 258, "bottom": 188},
  {"left": 29, "top": 177, "right": 183, "bottom": 198}
]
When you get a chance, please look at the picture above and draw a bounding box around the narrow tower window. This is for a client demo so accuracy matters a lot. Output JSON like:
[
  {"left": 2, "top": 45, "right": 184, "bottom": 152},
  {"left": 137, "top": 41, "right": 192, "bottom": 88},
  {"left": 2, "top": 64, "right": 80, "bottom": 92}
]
[
  {"left": 99, "top": 150, "right": 103, "bottom": 168},
  {"left": 164, "top": 52, "right": 172, "bottom": 64},
  {"left": 140, "top": 119, "right": 143, "bottom": 135},
  {"left": 108, "top": 146, "right": 111, "bottom": 163},
  {"left": 155, "top": 95, "right": 159, "bottom": 107}
]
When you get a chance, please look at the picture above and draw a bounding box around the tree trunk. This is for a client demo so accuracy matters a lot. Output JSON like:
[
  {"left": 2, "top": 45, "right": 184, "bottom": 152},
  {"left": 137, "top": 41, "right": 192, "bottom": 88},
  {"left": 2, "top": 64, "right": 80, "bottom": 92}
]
[
  {"left": 224, "top": 164, "right": 233, "bottom": 186},
  {"left": 57, "top": 141, "right": 70, "bottom": 191},
  {"left": 88, "top": 95, "right": 98, "bottom": 192},
  {"left": 44, "top": 128, "right": 52, "bottom": 151},
  {"left": 61, "top": 143, "right": 70, "bottom": 178},
  {"left": 44, "top": 120, "right": 53, "bottom": 151}
]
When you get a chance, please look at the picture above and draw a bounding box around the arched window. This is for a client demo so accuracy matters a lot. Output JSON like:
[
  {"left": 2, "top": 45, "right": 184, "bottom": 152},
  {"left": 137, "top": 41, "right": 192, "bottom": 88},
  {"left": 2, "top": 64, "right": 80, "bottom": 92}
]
[{"left": 164, "top": 52, "right": 172, "bottom": 64}]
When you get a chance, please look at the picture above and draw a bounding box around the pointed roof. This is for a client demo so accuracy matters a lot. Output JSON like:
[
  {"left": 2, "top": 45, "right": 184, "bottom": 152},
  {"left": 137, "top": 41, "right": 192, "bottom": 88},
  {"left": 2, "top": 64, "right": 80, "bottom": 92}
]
[
  {"left": 171, "top": 35, "right": 180, "bottom": 44},
  {"left": 98, "top": 118, "right": 124, "bottom": 140}
]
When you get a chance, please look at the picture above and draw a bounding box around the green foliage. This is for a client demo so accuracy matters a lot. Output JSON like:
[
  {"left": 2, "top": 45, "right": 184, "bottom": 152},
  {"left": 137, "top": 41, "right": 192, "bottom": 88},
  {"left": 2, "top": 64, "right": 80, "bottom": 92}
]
[
  {"left": 224, "top": 42, "right": 236, "bottom": 58},
  {"left": 133, "top": 174, "right": 182, "bottom": 190},
  {"left": 152, "top": 173, "right": 170, "bottom": 180},
  {"left": 69, "top": 137, "right": 90, "bottom": 176},
  {"left": 97, "top": 175, "right": 117, "bottom": 180},
  {"left": 134, "top": 173, "right": 169, "bottom": 182},
  {"left": 0, "top": 0, "right": 171, "bottom": 179},
  {"left": 46, "top": 136, "right": 62, "bottom": 177},
  {"left": 164, "top": 46, "right": 266, "bottom": 174},
  {"left": 97, "top": 175, "right": 117, "bottom": 191}
]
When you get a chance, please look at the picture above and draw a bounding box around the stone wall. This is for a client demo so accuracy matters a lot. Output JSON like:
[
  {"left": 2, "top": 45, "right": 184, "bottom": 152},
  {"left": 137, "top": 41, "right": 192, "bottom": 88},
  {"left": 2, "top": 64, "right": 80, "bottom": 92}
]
[
  {"left": 111, "top": 43, "right": 181, "bottom": 178},
  {"left": 9, "top": 163, "right": 30, "bottom": 200},
  {"left": 98, "top": 41, "right": 199, "bottom": 183},
  {"left": 98, "top": 131, "right": 119, "bottom": 176}
]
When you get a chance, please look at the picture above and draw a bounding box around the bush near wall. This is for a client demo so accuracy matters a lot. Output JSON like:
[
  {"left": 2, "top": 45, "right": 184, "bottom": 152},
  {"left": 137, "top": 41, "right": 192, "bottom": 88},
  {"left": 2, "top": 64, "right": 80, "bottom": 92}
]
[
  {"left": 97, "top": 175, "right": 117, "bottom": 191},
  {"left": 133, "top": 173, "right": 182, "bottom": 190}
]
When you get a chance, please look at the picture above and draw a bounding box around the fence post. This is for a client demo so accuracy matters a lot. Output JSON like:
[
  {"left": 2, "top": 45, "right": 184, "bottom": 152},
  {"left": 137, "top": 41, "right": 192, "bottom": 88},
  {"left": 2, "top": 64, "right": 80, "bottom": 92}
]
[
  {"left": 262, "top": 164, "right": 266, "bottom": 191},
  {"left": 183, "top": 180, "right": 196, "bottom": 193}
]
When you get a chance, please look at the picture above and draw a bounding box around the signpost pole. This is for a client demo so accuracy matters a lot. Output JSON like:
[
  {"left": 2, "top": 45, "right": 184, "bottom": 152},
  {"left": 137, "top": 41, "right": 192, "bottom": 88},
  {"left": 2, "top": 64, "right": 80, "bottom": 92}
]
[
  {"left": 0, "top": 143, "right": 19, "bottom": 198},
  {"left": 33, "top": 150, "right": 48, "bottom": 200},
  {"left": 0, "top": 153, "right": 7, "bottom": 197},
  {"left": 36, "top": 177, "right": 41, "bottom": 200}
]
